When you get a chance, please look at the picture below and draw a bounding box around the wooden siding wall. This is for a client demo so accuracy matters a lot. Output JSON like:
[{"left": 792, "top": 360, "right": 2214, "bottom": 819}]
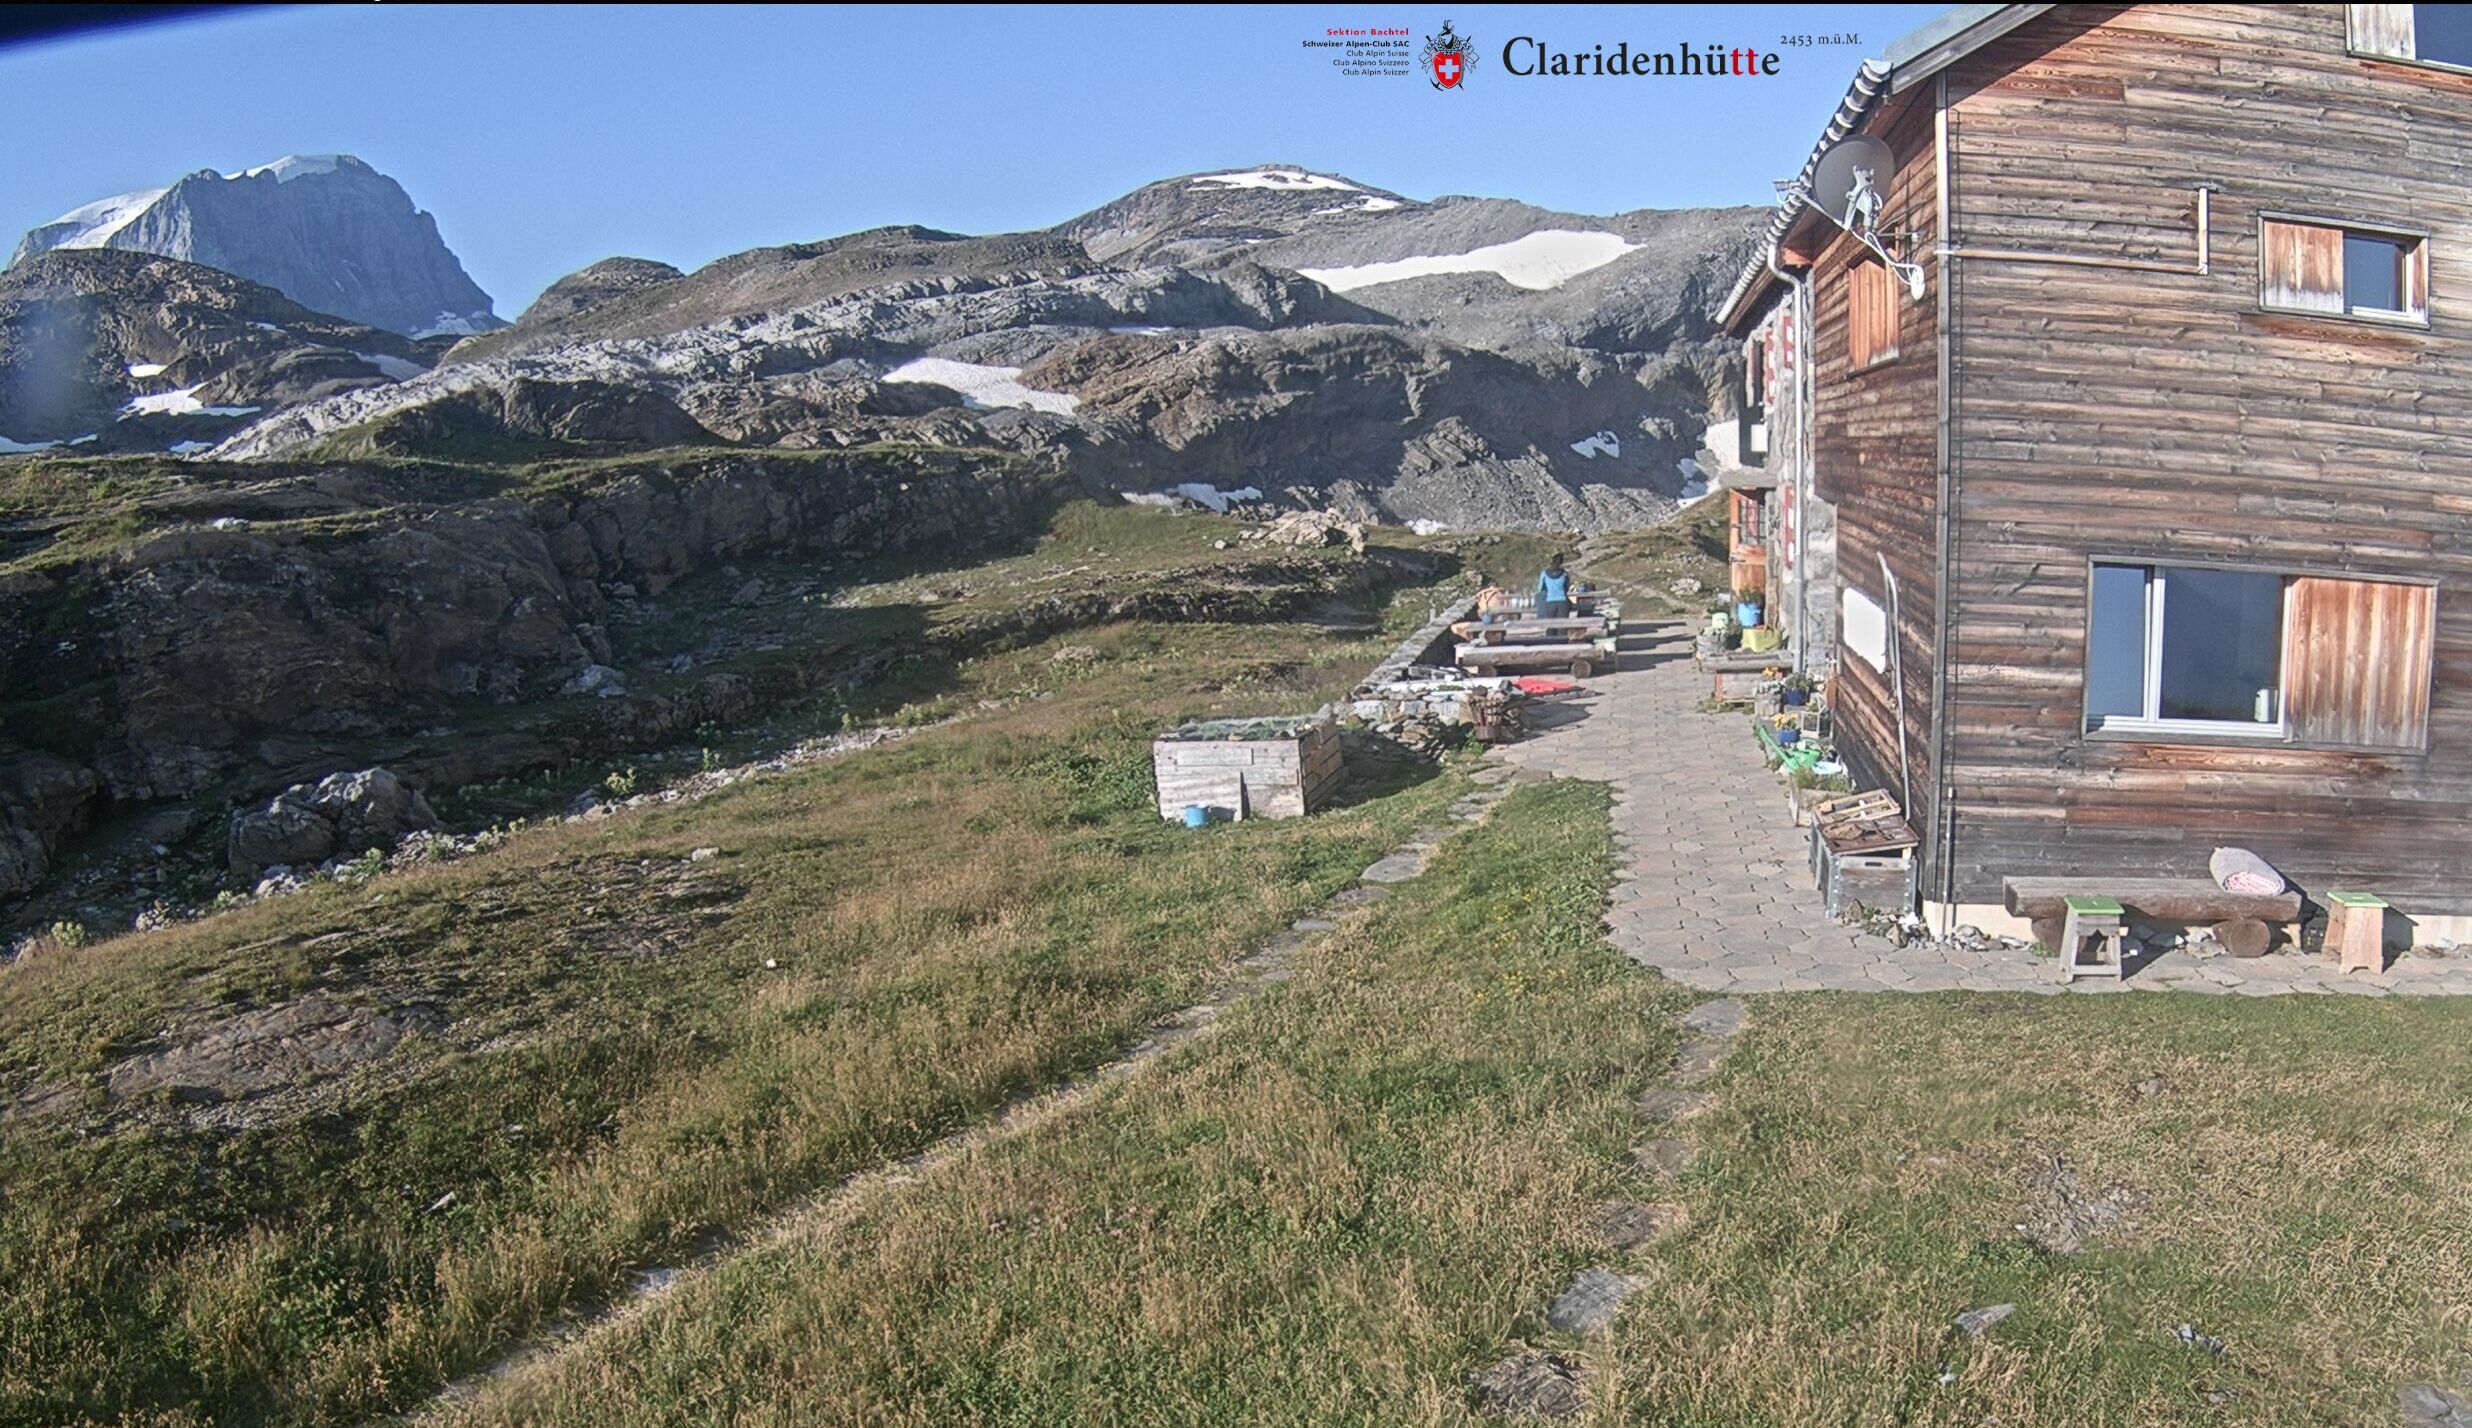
[
  {"left": 1808, "top": 94, "right": 1945, "bottom": 868},
  {"left": 1936, "top": 3, "right": 2472, "bottom": 910}
]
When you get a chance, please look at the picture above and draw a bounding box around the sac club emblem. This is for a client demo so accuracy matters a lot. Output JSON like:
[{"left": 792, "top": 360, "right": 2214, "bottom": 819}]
[{"left": 1424, "top": 21, "right": 1475, "bottom": 90}]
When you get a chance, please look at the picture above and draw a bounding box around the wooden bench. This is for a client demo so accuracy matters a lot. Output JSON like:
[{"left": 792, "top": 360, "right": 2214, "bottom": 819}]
[
  {"left": 2003, "top": 876, "right": 2302, "bottom": 956},
  {"left": 1456, "top": 616, "right": 1614, "bottom": 646}
]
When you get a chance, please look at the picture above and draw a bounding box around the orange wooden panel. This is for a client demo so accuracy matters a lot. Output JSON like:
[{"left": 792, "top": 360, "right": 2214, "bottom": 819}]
[{"left": 2285, "top": 576, "right": 2435, "bottom": 748}]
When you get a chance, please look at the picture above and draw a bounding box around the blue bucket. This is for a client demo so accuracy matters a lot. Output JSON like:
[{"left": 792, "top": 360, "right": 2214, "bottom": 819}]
[{"left": 1183, "top": 805, "right": 1209, "bottom": 829}]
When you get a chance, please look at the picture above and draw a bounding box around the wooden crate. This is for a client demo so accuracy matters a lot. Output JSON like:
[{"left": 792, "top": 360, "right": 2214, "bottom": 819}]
[{"left": 1152, "top": 716, "right": 1344, "bottom": 821}]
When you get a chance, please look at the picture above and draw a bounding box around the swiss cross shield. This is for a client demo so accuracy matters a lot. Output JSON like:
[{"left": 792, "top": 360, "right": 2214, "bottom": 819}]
[{"left": 1423, "top": 22, "right": 1475, "bottom": 90}]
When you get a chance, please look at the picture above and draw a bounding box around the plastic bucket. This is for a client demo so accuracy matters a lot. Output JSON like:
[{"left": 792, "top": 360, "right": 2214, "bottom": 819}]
[{"left": 1183, "top": 805, "right": 1209, "bottom": 829}]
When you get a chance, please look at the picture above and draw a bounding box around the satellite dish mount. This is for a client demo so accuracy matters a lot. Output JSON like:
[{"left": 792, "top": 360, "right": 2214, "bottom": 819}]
[{"left": 1805, "top": 136, "right": 1926, "bottom": 301}]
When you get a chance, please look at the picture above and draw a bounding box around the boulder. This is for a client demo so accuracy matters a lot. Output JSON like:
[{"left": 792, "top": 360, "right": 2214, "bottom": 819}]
[{"left": 226, "top": 766, "right": 438, "bottom": 875}]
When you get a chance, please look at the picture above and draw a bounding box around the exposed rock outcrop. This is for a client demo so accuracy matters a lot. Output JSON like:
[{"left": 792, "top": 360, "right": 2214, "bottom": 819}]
[
  {"left": 0, "top": 447, "right": 1059, "bottom": 901},
  {"left": 226, "top": 766, "right": 439, "bottom": 875},
  {"left": 0, "top": 250, "right": 436, "bottom": 447}
]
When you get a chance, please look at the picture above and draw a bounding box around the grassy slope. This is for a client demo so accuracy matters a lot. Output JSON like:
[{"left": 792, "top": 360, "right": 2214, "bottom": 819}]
[
  {"left": 445, "top": 784, "right": 2472, "bottom": 1427},
  {"left": 0, "top": 531, "right": 1469, "bottom": 1427},
  {"left": 450, "top": 780, "right": 1680, "bottom": 1427}
]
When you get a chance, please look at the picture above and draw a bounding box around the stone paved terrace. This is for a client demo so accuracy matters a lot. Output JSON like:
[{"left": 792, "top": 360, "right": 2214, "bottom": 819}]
[{"left": 1488, "top": 620, "right": 2472, "bottom": 998}]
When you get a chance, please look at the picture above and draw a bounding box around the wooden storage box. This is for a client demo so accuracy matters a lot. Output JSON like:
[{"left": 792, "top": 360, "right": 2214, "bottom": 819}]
[{"left": 1152, "top": 716, "right": 1344, "bottom": 821}]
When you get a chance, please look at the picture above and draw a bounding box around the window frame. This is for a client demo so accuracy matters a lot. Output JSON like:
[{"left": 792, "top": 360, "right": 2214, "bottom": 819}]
[
  {"left": 2082, "top": 560, "right": 2290, "bottom": 742},
  {"left": 2256, "top": 212, "right": 2432, "bottom": 328},
  {"left": 2347, "top": 3, "right": 2472, "bottom": 75},
  {"left": 2080, "top": 556, "right": 2440, "bottom": 752},
  {"left": 1846, "top": 254, "right": 1901, "bottom": 372}
]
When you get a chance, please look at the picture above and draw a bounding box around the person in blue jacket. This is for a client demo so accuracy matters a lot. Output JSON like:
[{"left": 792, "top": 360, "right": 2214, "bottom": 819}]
[{"left": 1535, "top": 553, "right": 1574, "bottom": 617}]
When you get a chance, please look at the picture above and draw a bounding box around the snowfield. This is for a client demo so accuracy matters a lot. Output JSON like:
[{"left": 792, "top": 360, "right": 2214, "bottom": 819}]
[
  {"left": 118, "top": 386, "right": 261, "bottom": 420},
  {"left": 35, "top": 187, "right": 170, "bottom": 250},
  {"left": 1569, "top": 431, "right": 1621, "bottom": 459},
  {"left": 1189, "top": 169, "right": 1360, "bottom": 193},
  {"left": 1297, "top": 229, "right": 1639, "bottom": 293},
  {"left": 0, "top": 434, "right": 55, "bottom": 453},
  {"left": 413, "top": 311, "right": 497, "bottom": 339},
  {"left": 884, "top": 357, "right": 1079, "bottom": 415},
  {"left": 224, "top": 154, "right": 350, "bottom": 183},
  {"left": 356, "top": 352, "right": 426, "bottom": 381},
  {"left": 1121, "top": 483, "right": 1263, "bottom": 513},
  {"left": 126, "top": 362, "right": 168, "bottom": 379}
]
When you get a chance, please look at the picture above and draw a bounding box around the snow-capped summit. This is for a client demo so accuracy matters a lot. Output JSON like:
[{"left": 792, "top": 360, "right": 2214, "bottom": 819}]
[
  {"left": 8, "top": 154, "right": 500, "bottom": 337},
  {"left": 223, "top": 153, "right": 355, "bottom": 184}
]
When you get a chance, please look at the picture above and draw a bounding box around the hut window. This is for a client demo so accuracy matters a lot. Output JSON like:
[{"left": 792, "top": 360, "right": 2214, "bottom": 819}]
[
  {"left": 2348, "top": 4, "right": 2472, "bottom": 68},
  {"left": 2086, "top": 563, "right": 2286, "bottom": 735},
  {"left": 1847, "top": 257, "right": 1899, "bottom": 368},
  {"left": 2261, "top": 217, "right": 2427, "bottom": 322},
  {"left": 2087, "top": 563, "right": 2434, "bottom": 748}
]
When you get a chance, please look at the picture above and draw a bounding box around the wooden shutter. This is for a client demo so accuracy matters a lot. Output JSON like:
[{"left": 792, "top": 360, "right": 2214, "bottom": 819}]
[
  {"left": 2283, "top": 576, "right": 2436, "bottom": 748},
  {"left": 2348, "top": 3, "right": 2416, "bottom": 59},
  {"left": 1848, "top": 258, "right": 1898, "bottom": 367},
  {"left": 2262, "top": 219, "right": 2344, "bottom": 314}
]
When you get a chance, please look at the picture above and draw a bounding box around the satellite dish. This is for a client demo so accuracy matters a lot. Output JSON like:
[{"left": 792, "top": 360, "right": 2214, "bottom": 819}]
[
  {"left": 1802, "top": 134, "right": 1925, "bottom": 301},
  {"left": 1809, "top": 135, "right": 1896, "bottom": 236}
]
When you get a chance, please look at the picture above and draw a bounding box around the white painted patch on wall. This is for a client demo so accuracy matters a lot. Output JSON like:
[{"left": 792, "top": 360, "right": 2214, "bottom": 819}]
[{"left": 1842, "top": 586, "right": 1889, "bottom": 673}]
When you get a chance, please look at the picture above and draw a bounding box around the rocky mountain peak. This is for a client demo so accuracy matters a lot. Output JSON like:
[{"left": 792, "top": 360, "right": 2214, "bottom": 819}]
[
  {"left": 9, "top": 154, "right": 501, "bottom": 338},
  {"left": 1058, "top": 165, "right": 1414, "bottom": 264}
]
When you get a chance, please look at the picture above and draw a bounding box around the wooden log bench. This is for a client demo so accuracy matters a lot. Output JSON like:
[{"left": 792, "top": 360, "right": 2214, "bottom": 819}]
[{"left": 2003, "top": 876, "right": 2302, "bottom": 957}]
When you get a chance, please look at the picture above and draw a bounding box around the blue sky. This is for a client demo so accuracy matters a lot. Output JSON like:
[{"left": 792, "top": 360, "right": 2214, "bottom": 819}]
[{"left": 0, "top": 4, "right": 1945, "bottom": 315}]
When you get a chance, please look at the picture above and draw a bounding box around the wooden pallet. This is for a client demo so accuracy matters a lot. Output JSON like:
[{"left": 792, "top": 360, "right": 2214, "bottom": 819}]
[{"left": 1811, "top": 790, "right": 1918, "bottom": 855}]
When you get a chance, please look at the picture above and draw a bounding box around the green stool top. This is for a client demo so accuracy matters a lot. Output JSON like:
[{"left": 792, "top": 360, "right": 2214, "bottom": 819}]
[
  {"left": 2064, "top": 894, "right": 2124, "bottom": 916},
  {"left": 2328, "top": 890, "right": 2389, "bottom": 909}
]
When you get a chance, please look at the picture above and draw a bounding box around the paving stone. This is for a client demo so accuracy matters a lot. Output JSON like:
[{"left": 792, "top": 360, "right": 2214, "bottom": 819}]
[
  {"left": 1631, "top": 1138, "right": 1695, "bottom": 1177},
  {"left": 1671, "top": 1036, "right": 1731, "bottom": 1085},
  {"left": 1677, "top": 998, "right": 1748, "bottom": 1037},
  {"left": 1359, "top": 853, "right": 1425, "bottom": 884},
  {"left": 1331, "top": 886, "right": 1389, "bottom": 907},
  {"left": 1635, "top": 1086, "right": 1715, "bottom": 1122},
  {"left": 1954, "top": 1302, "right": 2016, "bottom": 1336},
  {"left": 1545, "top": 1267, "right": 1642, "bottom": 1334},
  {"left": 1593, "top": 1198, "right": 1687, "bottom": 1250},
  {"left": 1469, "top": 1350, "right": 1584, "bottom": 1420},
  {"left": 1291, "top": 917, "right": 1338, "bottom": 932}
]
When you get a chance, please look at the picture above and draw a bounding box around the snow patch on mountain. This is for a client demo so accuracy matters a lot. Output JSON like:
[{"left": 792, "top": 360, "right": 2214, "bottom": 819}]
[
  {"left": 414, "top": 311, "right": 496, "bottom": 339},
  {"left": 224, "top": 154, "right": 351, "bottom": 183},
  {"left": 1121, "top": 483, "right": 1263, "bottom": 513},
  {"left": 127, "top": 362, "right": 168, "bottom": 378},
  {"left": 0, "top": 434, "right": 55, "bottom": 453},
  {"left": 35, "top": 187, "right": 170, "bottom": 250},
  {"left": 356, "top": 351, "right": 426, "bottom": 381},
  {"left": 1570, "top": 431, "right": 1621, "bottom": 458},
  {"left": 119, "top": 386, "right": 260, "bottom": 420},
  {"left": 884, "top": 357, "right": 1078, "bottom": 414},
  {"left": 1296, "top": 229, "right": 1641, "bottom": 293},
  {"left": 1313, "top": 196, "right": 1406, "bottom": 216},
  {"left": 1190, "top": 169, "right": 1360, "bottom": 193}
]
